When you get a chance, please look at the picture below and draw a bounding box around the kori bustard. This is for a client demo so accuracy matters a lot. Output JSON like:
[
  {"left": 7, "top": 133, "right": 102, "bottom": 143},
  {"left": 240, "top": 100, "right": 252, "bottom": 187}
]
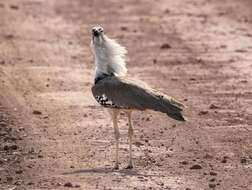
[{"left": 90, "top": 26, "right": 186, "bottom": 169}]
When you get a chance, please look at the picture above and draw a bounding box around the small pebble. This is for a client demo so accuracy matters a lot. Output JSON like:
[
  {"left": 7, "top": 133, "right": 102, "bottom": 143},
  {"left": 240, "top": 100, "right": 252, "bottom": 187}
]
[
  {"left": 10, "top": 5, "right": 19, "bottom": 10},
  {"left": 15, "top": 169, "right": 23, "bottom": 174},
  {"left": 210, "top": 178, "right": 215, "bottom": 182},
  {"left": 190, "top": 164, "right": 202, "bottom": 169},
  {"left": 4, "top": 144, "right": 18, "bottom": 150},
  {"left": 209, "top": 184, "right": 216, "bottom": 188},
  {"left": 120, "top": 26, "right": 128, "bottom": 31},
  {"left": 240, "top": 158, "right": 247, "bottom": 164},
  {"left": 27, "top": 182, "right": 33, "bottom": 185},
  {"left": 209, "top": 171, "right": 217, "bottom": 176},
  {"left": 160, "top": 43, "right": 171, "bottom": 49},
  {"left": 209, "top": 104, "right": 219, "bottom": 109},
  {"left": 221, "top": 157, "right": 227, "bottom": 163},
  {"left": 6, "top": 176, "right": 13, "bottom": 181},
  {"left": 198, "top": 110, "right": 208, "bottom": 115},
  {"left": 33, "top": 110, "right": 42, "bottom": 115},
  {"left": 64, "top": 182, "right": 73, "bottom": 187},
  {"left": 5, "top": 34, "right": 14, "bottom": 39},
  {"left": 180, "top": 161, "right": 188, "bottom": 165}
]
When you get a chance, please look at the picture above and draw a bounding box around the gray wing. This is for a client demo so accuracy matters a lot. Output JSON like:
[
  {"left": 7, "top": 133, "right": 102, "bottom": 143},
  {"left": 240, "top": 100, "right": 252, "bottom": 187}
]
[{"left": 92, "top": 76, "right": 185, "bottom": 121}]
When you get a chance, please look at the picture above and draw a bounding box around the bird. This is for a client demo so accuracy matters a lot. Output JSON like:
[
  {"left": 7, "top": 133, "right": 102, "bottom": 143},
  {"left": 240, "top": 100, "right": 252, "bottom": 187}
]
[{"left": 90, "top": 26, "right": 186, "bottom": 170}]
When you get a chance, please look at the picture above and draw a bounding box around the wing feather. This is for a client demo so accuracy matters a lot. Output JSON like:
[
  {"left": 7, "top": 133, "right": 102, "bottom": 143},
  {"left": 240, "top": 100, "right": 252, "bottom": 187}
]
[{"left": 92, "top": 76, "right": 185, "bottom": 121}]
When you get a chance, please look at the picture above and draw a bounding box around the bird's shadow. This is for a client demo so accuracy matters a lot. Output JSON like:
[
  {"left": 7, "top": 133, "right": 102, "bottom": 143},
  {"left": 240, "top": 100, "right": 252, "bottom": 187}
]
[{"left": 62, "top": 167, "right": 159, "bottom": 177}]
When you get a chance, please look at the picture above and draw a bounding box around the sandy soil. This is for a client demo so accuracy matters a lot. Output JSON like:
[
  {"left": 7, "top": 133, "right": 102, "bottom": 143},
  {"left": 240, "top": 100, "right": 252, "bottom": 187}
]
[{"left": 0, "top": 0, "right": 252, "bottom": 189}]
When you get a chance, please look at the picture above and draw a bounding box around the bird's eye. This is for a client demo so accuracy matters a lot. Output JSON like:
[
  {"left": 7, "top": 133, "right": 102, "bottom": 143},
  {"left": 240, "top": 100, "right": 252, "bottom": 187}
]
[{"left": 98, "top": 28, "right": 103, "bottom": 33}]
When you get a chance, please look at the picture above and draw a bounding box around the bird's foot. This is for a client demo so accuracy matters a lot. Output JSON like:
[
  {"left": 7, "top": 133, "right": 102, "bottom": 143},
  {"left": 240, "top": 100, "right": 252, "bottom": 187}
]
[
  {"left": 125, "top": 163, "right": 134, "bottom": 169},
  {"left": 113, "top": 164, "right": 119, "bottom": 170}
]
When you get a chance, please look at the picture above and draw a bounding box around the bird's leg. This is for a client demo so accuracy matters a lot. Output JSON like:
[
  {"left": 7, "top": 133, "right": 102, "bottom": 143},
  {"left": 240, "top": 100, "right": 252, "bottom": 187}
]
[
  {"left": 126, "top": 111, "right": 134, "bottom": 169},
  {"left": 111, "top": 109, "right": 120, "bottom": 170}
]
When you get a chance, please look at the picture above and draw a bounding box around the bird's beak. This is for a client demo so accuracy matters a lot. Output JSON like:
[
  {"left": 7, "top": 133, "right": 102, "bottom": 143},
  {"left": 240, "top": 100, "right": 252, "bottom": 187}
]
[
  {"left": 92, "top": 34, "right": 103, "bottom": 46},
  {"left": 92, "top": 30, "right": 99, "bottom": 37},
  {"left": 92, "top": 30, "right": 100, "bottom": 43}
]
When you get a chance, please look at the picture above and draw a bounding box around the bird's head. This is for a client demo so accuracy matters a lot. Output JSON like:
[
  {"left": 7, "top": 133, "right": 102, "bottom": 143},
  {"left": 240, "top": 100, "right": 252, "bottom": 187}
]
[
  {"left": 91, "top": 26, "right": 105, "bottom": 46},
  {"left": 90, "top": 25, "right": 128, "bottom": 78}
]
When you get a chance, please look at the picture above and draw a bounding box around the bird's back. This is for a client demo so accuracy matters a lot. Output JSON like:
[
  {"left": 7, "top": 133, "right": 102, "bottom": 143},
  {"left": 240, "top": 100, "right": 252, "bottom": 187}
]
[{"left": 92, "top": 76, "right": 186, "bottom": 121}]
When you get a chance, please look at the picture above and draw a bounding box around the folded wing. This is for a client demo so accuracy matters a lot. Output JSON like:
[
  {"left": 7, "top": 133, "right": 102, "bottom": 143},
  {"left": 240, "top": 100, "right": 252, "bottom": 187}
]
[{"left": 92, "top": 76, "right": 186, "bottom": 121}]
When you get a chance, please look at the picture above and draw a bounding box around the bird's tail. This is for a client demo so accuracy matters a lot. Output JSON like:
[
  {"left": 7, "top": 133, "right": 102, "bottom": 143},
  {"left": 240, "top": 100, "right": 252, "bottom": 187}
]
[
  {"left": 151, "top": 91, "right": 186, "bottom": 122},
  {"left": 166, "top": 111, "right": 186, "bottom": 121}
]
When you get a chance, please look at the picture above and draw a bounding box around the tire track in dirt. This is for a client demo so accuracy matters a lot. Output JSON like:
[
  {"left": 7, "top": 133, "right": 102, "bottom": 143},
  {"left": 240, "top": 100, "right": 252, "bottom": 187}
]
[
  {"left": 0, "top": 0, "right": 252, "bottom": 189},
  {"left": 154, "top": 0, "right": 252, "bottom": 189}
]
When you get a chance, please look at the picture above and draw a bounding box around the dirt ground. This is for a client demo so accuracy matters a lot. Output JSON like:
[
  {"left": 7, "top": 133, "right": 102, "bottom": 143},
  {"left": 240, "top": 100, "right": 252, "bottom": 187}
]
[{"left": 0, "top": 0, "right": 252, "bottom": 189}]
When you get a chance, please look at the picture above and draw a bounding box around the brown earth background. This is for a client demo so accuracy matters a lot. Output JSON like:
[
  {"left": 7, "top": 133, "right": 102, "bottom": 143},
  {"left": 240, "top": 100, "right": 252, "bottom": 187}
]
[{"left": 0, "top": 0, "right": 252, "bottom": 189}]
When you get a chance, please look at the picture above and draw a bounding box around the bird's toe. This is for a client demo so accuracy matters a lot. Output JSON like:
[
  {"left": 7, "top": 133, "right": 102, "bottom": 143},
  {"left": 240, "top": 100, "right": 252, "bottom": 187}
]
[
  {"left": 125, "top": 164, "right": 134, "bottom": 169},
  {"left": 113, "top": 164, "right": 119, "bottom": 170}
]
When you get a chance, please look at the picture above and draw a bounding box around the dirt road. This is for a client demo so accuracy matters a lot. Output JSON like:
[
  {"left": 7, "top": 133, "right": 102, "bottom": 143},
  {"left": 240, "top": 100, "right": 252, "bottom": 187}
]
[{"left": 0, "top": 0, "right": 252, "bottom": 189}]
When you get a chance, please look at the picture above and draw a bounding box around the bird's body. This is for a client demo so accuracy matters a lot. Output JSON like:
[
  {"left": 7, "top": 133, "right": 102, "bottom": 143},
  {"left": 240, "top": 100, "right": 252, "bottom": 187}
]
[
  {"left": 92, "top": 76, "right": 185, "bottom": 121},
  {"left": 90, "top": 26, "right": 186, "bottom": 169}
]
